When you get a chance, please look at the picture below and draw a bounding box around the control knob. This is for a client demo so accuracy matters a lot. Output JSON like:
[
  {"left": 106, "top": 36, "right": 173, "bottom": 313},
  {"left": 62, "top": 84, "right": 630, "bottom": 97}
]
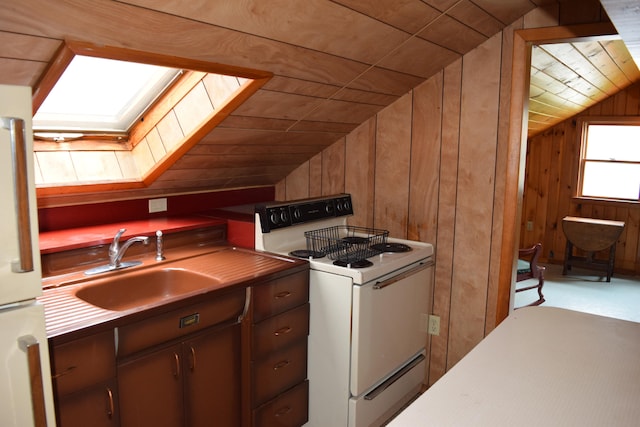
[
  {"left": 325, "top": 202, "right": 334, "bottom": 215},
  {"left": 269, "top": 211, "right": 279, "bottom": 225}
]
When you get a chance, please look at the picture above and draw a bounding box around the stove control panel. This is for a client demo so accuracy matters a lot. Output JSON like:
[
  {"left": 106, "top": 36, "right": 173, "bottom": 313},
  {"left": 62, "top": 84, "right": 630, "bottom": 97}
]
[{"left": 256, "top": 194, "right": 353, "bottom": 233}]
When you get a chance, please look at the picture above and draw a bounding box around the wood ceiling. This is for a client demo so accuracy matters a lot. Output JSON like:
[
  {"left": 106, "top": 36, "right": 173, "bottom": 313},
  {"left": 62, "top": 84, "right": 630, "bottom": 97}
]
[
  {"left": 528, "top": 38, "right": 640, "bottom": 136},
  {"left": 0, "top": 0, "right": 636, "bottom": 200}
]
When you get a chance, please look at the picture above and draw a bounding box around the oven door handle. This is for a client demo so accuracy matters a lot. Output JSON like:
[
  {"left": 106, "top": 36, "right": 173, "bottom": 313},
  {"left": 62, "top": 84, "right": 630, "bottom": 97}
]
[
  {"left": 372, "top": 259, "right": 434, "bottom": 290},
  {"left": 364, "top": 353, "right": 425, "bottom": 400}
]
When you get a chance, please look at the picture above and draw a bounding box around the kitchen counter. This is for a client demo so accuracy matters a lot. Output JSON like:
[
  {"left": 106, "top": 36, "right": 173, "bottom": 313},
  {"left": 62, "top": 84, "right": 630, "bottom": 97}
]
[
  {"left": 389, "top": 307, "right": 640, "bottom": 426},
  {"left": 39, "top": 247, "right": 307, "bottom": 341}
]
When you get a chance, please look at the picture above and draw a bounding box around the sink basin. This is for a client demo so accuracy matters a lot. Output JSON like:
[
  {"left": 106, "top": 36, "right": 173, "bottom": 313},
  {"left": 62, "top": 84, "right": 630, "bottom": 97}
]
[{"left": 74, "top": 268, "right": 222, "bottom": 311}]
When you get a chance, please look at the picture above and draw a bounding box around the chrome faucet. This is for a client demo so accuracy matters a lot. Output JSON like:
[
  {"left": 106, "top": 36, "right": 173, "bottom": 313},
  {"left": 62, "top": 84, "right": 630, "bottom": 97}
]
[
  {"left": 85, "top": 228, "right": 150, "bottom": 275},
  {"left": 109, "top": 228, "right": 150, "bottom": 268}
]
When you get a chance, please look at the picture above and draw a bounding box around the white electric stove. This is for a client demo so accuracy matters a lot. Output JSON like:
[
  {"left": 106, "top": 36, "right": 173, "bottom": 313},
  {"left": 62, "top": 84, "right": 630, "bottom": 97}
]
[{"left": 255, "top": 194, "right": 434, "bottom": 427}]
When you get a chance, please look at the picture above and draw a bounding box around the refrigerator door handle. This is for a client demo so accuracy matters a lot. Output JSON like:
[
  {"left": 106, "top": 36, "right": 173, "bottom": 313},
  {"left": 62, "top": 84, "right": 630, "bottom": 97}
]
[
  {"left": 1, "top": 116, "right": 34, "bottom": 273},
  {"left": 18, "top": 336, "right": 48, "bottom": 427}
]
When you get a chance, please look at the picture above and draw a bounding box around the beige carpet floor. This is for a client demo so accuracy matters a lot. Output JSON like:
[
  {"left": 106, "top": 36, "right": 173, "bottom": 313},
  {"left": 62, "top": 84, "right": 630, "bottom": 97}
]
[{"left": 513, "top": 263, "right": 640, "bottom": 323}]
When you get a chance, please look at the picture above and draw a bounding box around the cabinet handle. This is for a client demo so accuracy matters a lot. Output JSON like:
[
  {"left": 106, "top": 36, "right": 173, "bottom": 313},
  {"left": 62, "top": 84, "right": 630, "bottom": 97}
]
[
  {"left": 273, "top": 360, "right": 290, "bottom": 370},
  {"left": 275, "top": 405, "right": 292, "bottom": 417},
  {"left": 173, "top": 353, "right": 181, "bottom": 378},
  {"left": 274, "top": 291, "right": 291, "bottom": 299},
  {"left": 189, "top": 346, "right": 196, "bottom": 372},
  {"left": 105, "top": 387, "right": 114, "bottom": 419},
  {"left": 274, "top": 326, "right": 292, "bottom": 336}
]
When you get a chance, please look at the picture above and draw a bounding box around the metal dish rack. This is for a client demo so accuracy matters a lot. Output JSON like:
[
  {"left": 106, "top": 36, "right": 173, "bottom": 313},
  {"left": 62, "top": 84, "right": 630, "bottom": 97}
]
[{"left": 304, "top": 226, "right": 389, "bottom": 264}]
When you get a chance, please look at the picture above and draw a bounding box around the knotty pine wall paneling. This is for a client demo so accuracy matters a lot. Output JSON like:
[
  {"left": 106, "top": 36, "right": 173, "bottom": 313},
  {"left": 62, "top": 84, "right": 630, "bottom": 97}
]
[{"left": 521, "top": 81, "right": 640, "bottom": 275}]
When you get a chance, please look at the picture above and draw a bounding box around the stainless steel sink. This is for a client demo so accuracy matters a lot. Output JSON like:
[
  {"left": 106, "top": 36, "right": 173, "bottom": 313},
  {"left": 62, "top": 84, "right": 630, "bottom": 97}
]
[{"left": 74, "top": 268, "right": 222, "bottom": 311}]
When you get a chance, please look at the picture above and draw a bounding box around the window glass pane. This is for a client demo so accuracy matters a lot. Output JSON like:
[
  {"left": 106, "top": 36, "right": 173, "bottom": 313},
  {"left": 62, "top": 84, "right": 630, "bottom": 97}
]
[
  {"left": 33, "top": 56, "right": 180, "bottom": 133},
  {"left": 586, "top": 125, "right": 640, "bottom": 161},
  {"left": 582, "top": 161, "right": 640, "bottom": 199}
]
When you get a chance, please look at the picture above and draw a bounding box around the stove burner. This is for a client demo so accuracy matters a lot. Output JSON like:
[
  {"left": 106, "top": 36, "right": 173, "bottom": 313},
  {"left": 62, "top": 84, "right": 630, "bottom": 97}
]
[
  {"left": 370, "top": 242, "right": 413, "bottom": 253},
  {"left": 341, "top": 236, "right": 370, "bottom": 245},
  {"left": 289, "top": 249, "right": 325, "bottom": 259},
  {"left": 333, "top": 259, "right": 373, "bottom": 268}
]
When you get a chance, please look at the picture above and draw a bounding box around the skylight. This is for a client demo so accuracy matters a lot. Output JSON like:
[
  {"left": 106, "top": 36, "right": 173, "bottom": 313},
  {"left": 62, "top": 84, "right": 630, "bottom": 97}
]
[{"left": 33, "top": 55, "right": 181, "bottom": 136}]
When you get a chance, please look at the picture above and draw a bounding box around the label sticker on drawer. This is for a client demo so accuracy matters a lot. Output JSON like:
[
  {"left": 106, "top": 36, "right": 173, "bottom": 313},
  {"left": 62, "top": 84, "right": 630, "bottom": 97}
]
[{"left": 179, "top": 313, "right": 200, "bottom": 328}]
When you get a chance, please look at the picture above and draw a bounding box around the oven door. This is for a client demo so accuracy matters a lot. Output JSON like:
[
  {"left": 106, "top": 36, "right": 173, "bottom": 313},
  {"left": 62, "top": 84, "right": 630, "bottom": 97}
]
[{"left": 350, "top": 260, "right": 433, "bottom": 397}]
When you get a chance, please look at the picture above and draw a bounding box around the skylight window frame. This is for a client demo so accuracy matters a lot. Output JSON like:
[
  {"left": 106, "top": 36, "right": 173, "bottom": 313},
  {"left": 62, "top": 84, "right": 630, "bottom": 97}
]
[
  {"left": 33, "top": 55, "right": 185, "bottom": 144},
  {"left": 31, "top": 40, "right": 273, "bottom": 198}
]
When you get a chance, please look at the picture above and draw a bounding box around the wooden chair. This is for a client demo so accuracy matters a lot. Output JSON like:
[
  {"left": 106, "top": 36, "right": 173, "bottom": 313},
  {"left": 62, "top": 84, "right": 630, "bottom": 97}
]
[{"left": 515, "top": 243, "right": 545, "bottom": 308}]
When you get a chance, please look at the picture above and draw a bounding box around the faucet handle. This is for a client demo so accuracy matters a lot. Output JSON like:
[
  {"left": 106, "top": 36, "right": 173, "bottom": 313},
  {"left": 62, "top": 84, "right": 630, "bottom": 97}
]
[
  {"left": 113, "top": 228, "right": 126, "bottom": 244},
  {"left": 109, "top": 228, "right": 126, "bottom": 254}
]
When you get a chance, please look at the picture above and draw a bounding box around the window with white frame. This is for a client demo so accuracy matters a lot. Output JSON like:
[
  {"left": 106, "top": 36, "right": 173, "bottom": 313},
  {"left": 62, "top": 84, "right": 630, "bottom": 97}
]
[{"left": 578, "top": 118, "right": 640, "bottom": 201}]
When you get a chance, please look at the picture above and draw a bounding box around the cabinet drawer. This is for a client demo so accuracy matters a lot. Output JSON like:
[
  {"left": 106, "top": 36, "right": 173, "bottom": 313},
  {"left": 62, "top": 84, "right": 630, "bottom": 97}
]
[
  {"left": 51, "top": 330, "right": 115, "bottom": 396},
  {"left": 118, "top": 288, "right": 246, "bottom": 357},
  {"left": 253, "top": 271, "right": 308, "bottom": 322},
  {"left": 253, "top": 380, "right": 308, "bottom": 427},
  {"left": 252, "top": 340, "right": 307, "bottom": 406},
  {"left": 253, "top": 304, "right": 309, "bottom": 359}
]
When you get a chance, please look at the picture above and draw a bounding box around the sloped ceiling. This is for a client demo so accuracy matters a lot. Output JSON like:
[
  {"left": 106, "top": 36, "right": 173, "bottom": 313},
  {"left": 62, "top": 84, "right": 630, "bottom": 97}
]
[
  {"left": 528, "top": 38, "right": 640, "bottom": 136},
  {"left": 0, "top": 0, "right": 635, "bottom": 201}
]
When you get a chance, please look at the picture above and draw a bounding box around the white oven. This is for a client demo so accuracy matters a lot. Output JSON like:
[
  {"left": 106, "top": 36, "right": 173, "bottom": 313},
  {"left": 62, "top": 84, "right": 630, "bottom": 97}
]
[{"left": 255, "top": 194, "right": 434, "bottom": 427}]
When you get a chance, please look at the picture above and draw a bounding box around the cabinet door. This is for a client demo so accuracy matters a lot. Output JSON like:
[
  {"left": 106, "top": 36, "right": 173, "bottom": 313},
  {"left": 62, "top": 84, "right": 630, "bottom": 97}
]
[
  {"left": 184, "top": 323, "right": 241, "bottom": 427},
  {"left": 117, "top": 344, "right": 184, "bottom": 427},
  {"left": 57, "top": 380, "right": 119, "bottom": 427}
]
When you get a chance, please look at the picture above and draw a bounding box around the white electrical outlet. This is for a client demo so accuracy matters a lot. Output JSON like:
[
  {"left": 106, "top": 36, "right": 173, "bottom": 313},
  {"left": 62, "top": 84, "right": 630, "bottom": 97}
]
[
  {"left": 428, "top": 315, "right": 440, "bottom": 336},
  {"left": 149, "top": 198, "right": 167, "bottom": 213}
]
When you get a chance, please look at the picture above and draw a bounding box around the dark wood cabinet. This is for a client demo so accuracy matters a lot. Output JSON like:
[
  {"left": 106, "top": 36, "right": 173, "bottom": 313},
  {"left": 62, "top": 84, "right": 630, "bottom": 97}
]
[
  {"left": 118, "top": 324, "right": 241, "bottom": 427},
  {"left": 50, "top": 330, "right": 118, "bottom": 427},
  {"left": 48, "top": 262, "right": 309, "bottom": 427},
  {"left": 116, "top": 288, "right": 246, "bottom": 427},
  {"left": 246, "top": 270, "right": 310, "bottom": 427}
]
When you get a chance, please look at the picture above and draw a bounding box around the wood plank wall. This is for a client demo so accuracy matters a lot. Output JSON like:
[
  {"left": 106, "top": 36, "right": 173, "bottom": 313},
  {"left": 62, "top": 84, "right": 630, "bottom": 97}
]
[
  {"left": 276, "top": 30, "right": 507, "bottom": 387},
  {"left": 520, "top": 81, "right": 640, "bottom": 275},
  {"left": 275, "top": 3, "right": 611, "bottom": 386}
]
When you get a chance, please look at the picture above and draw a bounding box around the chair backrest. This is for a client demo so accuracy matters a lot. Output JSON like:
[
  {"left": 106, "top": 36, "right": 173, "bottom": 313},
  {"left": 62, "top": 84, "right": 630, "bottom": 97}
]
[{"left": 517, "top": 243, "right": 542, "bottom": 281}]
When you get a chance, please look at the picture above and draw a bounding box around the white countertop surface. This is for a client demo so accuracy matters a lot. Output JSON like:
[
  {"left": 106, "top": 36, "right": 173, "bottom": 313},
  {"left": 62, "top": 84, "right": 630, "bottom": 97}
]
[{"left": 389, "top": 306, "right": 640, "bottom": 426}]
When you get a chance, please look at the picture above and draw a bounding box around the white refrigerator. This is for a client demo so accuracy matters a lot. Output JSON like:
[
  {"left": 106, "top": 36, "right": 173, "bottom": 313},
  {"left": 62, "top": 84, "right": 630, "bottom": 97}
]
[{"left": 0, "top": 84, "right": 57, "bottom": 426}]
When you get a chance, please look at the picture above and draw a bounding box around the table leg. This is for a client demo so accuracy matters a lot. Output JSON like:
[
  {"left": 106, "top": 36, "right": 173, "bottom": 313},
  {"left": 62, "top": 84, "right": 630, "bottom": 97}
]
[
  {"left": 607, "top": 244, "right": 616, "bottom": 282},
  {"left": 563, "top": 241, "right": 572, "bottom": 275}
]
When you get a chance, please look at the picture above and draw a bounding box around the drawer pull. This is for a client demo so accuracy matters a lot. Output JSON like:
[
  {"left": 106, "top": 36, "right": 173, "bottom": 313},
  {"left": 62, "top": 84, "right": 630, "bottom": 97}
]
[
  {"left": 106, "top": 387, "right": 114, "bottom": 418},
  {"left": 273, "top": 360, "right": 290, "bottom": 370},
  {"left": 274, "top": 291, "right": 291, "bottom": 299},
  {"left": 274, "top": 326, "right": 292, "bottom": 336},
  {"left": 275, "top": 405, "right": 292, "bottom": 417},
  {"left": 52, "top": 365, "right": 77, "bottom": 379},
  {"left": 173, "top": 353, "right": 181, "bottom": 378}
]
